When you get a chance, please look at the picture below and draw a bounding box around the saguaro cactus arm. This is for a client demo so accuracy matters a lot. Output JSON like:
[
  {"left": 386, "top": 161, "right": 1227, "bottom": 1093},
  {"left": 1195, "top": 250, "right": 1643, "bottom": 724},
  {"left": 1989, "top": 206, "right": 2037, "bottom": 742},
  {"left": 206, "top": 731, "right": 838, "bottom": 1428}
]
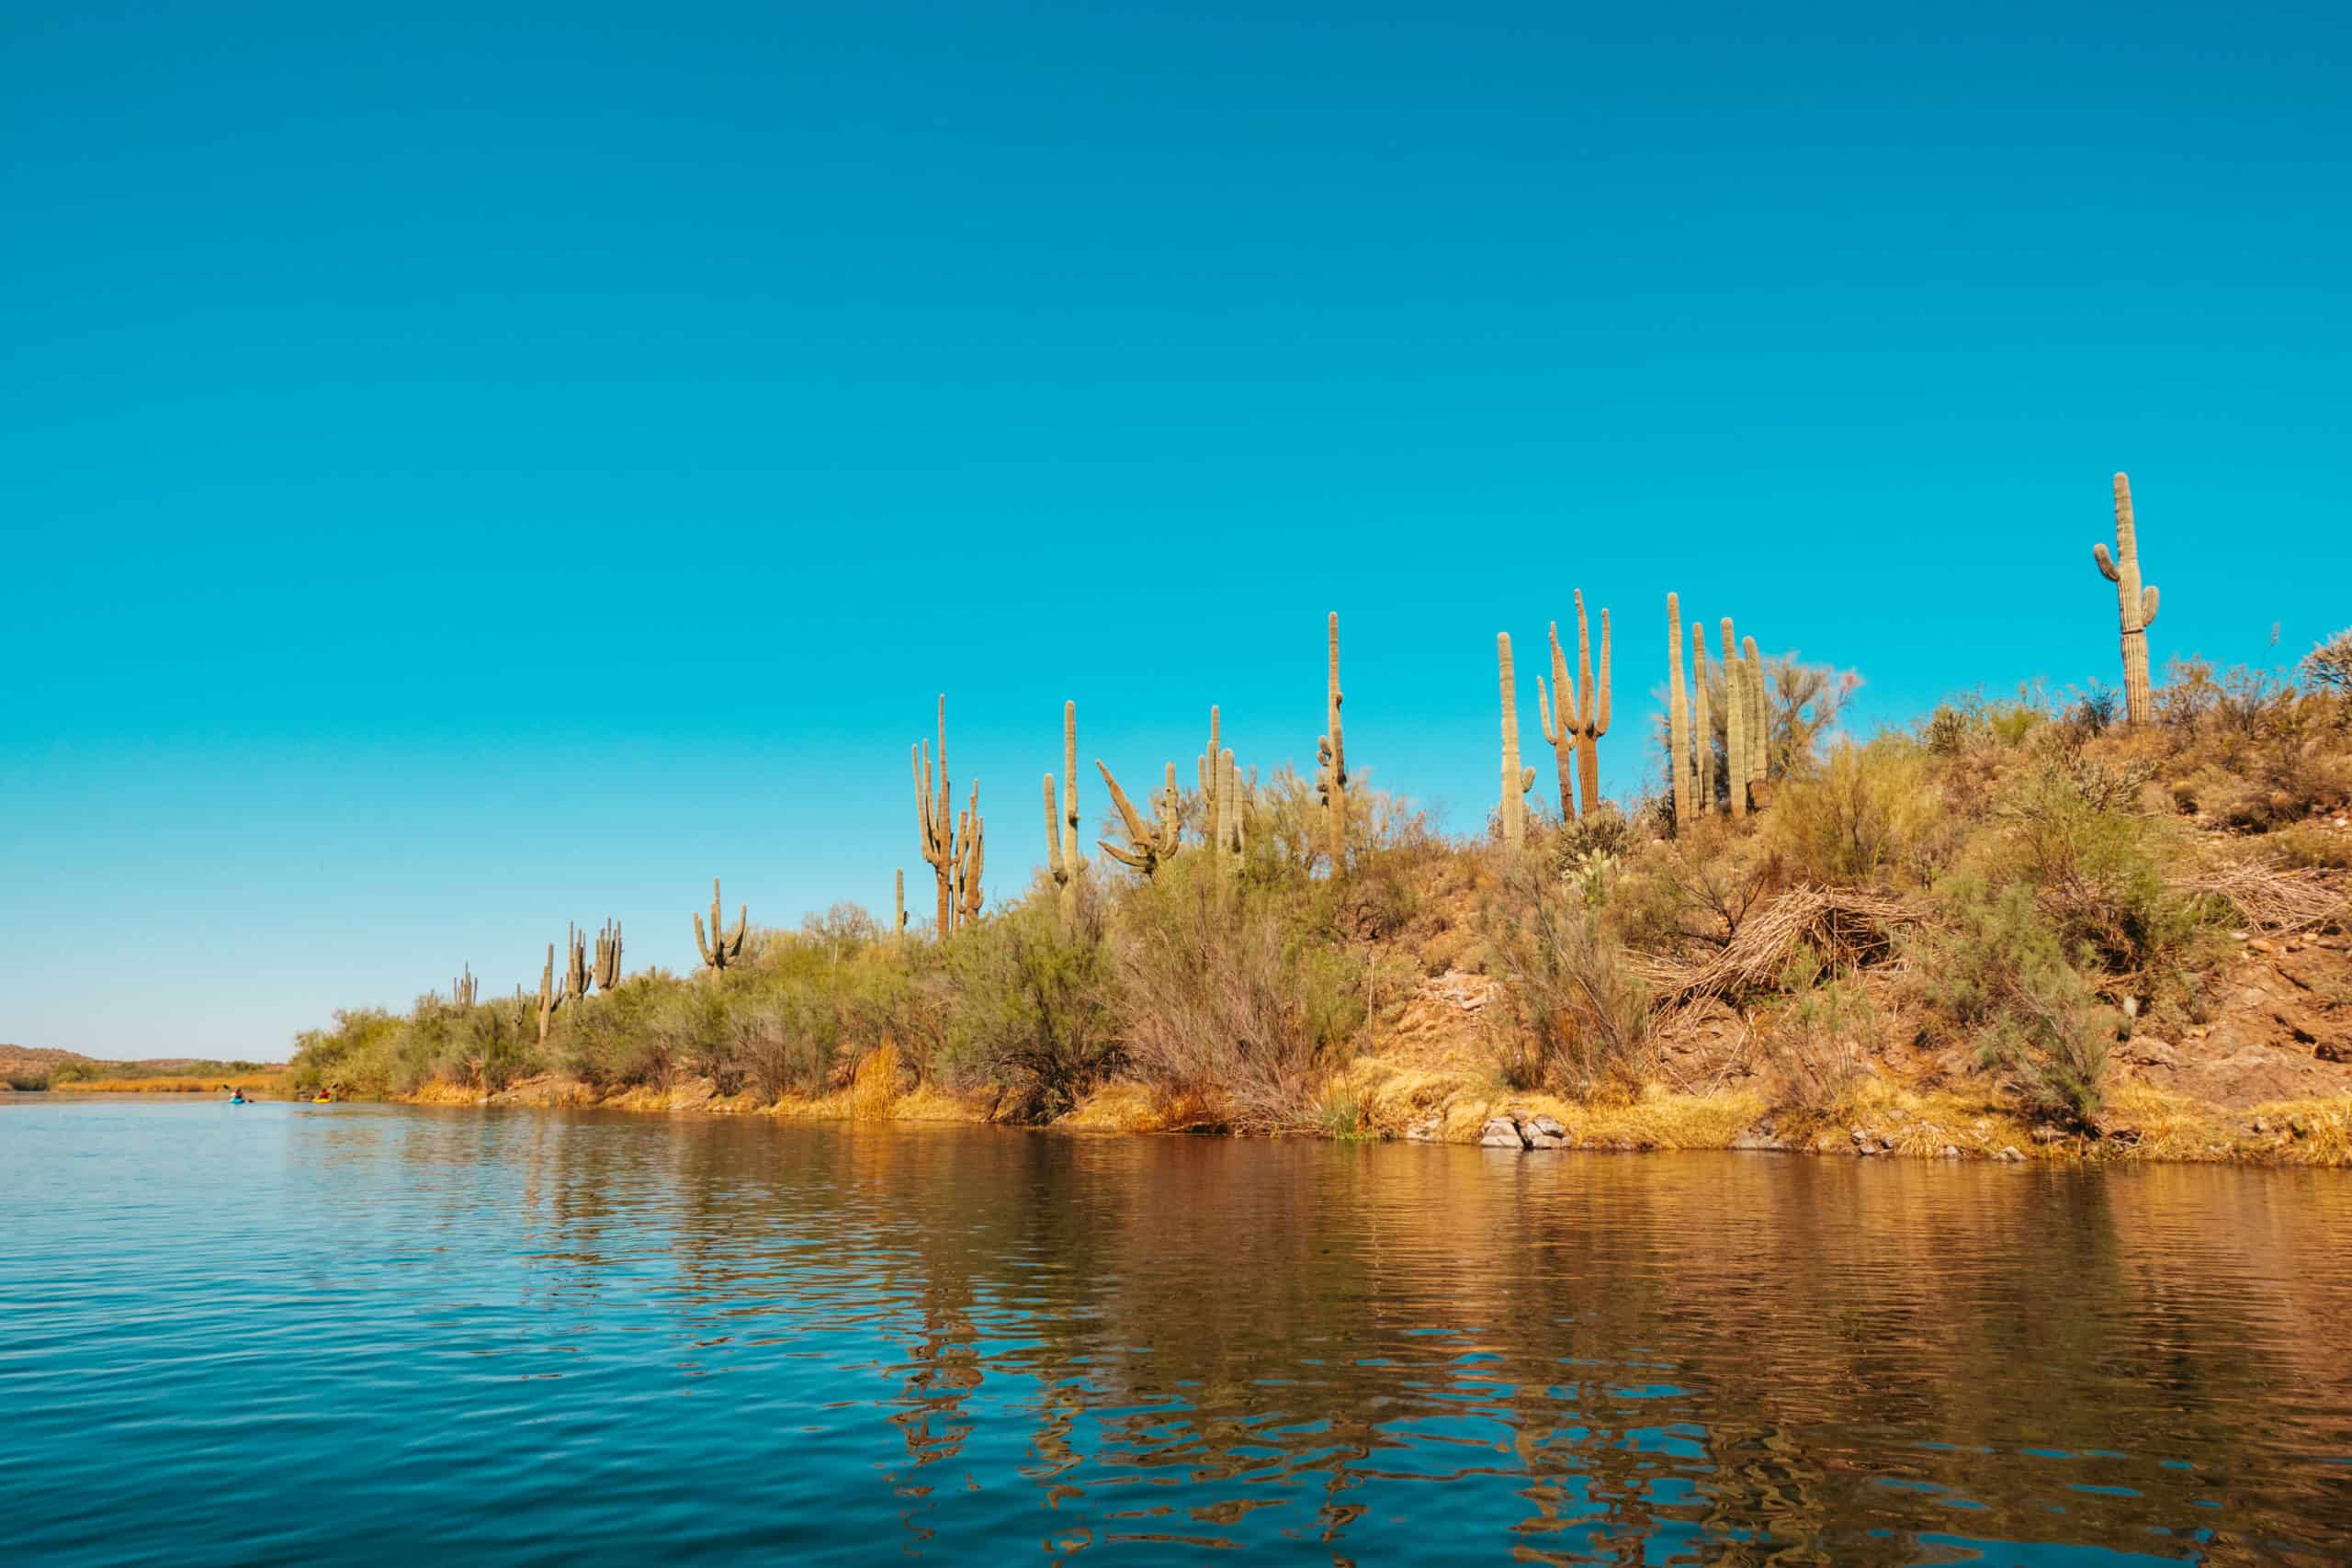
[
  {"left": 1096, "top": 758, "right": 1183, "bottom": 876},
  {"left": 1537, "top": 621, "right": 1579, "bottom": 821}
]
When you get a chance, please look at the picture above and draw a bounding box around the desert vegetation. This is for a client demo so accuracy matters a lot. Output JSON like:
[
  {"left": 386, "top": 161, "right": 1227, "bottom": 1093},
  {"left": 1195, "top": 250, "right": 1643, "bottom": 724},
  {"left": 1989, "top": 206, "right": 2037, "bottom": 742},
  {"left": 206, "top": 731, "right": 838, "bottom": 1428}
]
[{"left": 285, "top": 477, "right": 2352, "bottom": 1158}]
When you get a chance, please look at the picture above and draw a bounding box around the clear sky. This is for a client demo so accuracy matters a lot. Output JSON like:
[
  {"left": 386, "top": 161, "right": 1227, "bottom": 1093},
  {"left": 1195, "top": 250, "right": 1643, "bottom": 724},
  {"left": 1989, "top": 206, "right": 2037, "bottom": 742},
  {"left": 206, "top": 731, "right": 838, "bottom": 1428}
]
[{"left": 3, "top": 1, "right": 2346, "bottom": 1056}]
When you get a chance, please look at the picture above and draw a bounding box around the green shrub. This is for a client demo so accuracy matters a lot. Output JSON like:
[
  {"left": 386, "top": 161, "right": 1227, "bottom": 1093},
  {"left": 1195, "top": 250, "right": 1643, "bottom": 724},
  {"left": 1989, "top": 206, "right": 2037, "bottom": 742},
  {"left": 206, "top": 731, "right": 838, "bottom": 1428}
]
[
  {"left": 1482, "top": 853, "right": 1651, "bottom": 1096},
  {"left": 940, "top": 882, "right": 1120, "bottom": 1121},
  {"left": 1758, "top": 945, "right": 1879, "bottom": 1113},
  {"left": 1917, "top": 881, "right": 2117, "bottom": 1127},
  {"left": 1114, "top": 858, "right": 1363, "bottom": 1130},
  {"left": 1768, "top": 737, "right": 1945, "bottom": 887}
]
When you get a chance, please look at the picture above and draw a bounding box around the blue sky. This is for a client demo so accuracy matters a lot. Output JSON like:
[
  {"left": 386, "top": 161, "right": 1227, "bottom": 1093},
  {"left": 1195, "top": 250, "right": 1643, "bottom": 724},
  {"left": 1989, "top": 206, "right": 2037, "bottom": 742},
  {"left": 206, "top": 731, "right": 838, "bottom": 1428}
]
[{"left": 3, "top": 1, "right": 2346, "bottom": 1055}]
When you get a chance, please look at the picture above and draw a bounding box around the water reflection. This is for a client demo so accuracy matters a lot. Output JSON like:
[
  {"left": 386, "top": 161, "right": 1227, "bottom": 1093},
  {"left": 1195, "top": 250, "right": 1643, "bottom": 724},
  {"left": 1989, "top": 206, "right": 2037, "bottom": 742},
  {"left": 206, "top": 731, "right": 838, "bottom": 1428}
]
[{"left": 5, "top": 1101, "right": 2349, "bottom": 1564}]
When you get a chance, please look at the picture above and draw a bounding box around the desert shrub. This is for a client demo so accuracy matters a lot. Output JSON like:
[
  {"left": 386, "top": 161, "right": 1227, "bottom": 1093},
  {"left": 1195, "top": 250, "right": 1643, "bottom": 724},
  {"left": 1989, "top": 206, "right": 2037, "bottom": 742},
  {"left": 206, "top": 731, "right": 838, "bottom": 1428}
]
[
  {"left": 1916, "top": 882, "right": 2117, "bottom": 1127},
  {"left": 287, "top": 1008, "right": 418, "bottom": 1097},
  {"left": 1612, "top": 818, "right": 1786, "bottom": 955},
  {"left": 1757, "top": 656, "right": 1862, "bottom": 779},
  {"left": 1768, "top": 737, "right": 1945, "bottom": 887},
  {"left": 1483, "top": 854, "right": 1651, "bottom": 1095},
  {"left": 5, "top": 1067, "right": 52, "bottom": 1091},
  {"left": 1114, "top": 860, "right": 1364, "bottom": 1130},
  {"left": 939, "top": 884, "right": 1119, "bottom": 1121},
  {"left": 728, "top": 989, "right": 842, "bottom": 1100},
  {"left": 2267, "top": 824, "right": 2352, "bottom": 871},
  {"left": 1991, "top": 761, "right": 2217, "bottom": 1010},
  {"left": 1758, "top": 945, "right": 1880, "bottom": 1113},
  {"left": 566, "top": 972, "right": 710, "bottom": 1090},
  {"left": 2301, "top": 629, "right": 2352, "bottom": 698}
]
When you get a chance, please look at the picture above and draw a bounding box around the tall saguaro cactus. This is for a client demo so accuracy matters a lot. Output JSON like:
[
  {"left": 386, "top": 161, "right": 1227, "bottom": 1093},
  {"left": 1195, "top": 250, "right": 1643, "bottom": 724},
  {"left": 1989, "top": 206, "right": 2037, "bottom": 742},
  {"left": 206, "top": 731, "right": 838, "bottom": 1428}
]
[
  {"left": 1098, "top": 759, "right": 1182, "bottom": 878},
  {"left": 1316, "top": 613, "right": 1349, "bottom": 872},
  {"left": 912, "top": 694, "right": 962, "bottom": 936},
  {"left": 892, "top": 869, "right": 907, "bottom": 945},
  {"left": 1497, "top": 633, "right": 1534, "bottom": 848},
  {"left": 693, "top": 876, "right": 748, "bottom": 971},
  {"left": 1743, "top": 636, "right": 1769, "bottom": 793},
  {"left": 563, "top": 922, "right": 592, "bottom": 999},
  {"left": 1537, "top": 623, "right": 1578, "bottom": 822},
  {"left": 1216, "top": 748, "right": 1245, "bottom": 874},
  {"left": 955, "top": 781, "right": 985, "bottom": 928},
  {"left": 1690, "top": 625, "right": 1713, "bottom": 815},
  {"left": 1043, "top": 701, "right": 1082, "bottom": 919},
  {"left": 452, "top": 964, "right": 478, "bottom": 1007},
  {"left": 594, "top": 920, "right": 622, "bottom": 991},
  {"left": 1722, "top": 618, "right": 1749, "bottom": 819},
  {"left": 2094, "top": 471, "right": 2161, "bottom": 726},
  {"left": 1668, "top": 592, "right": 1693, "bottom": 828},
  {"left": 1567, "top": 592, "right": 1611, "bottom": 818},
  {"left": 1196, "top": 705, "right": 1224, "bottom": 858},
  {"left": 535, "top": 942, "right": 562, "bottom": 1043}
]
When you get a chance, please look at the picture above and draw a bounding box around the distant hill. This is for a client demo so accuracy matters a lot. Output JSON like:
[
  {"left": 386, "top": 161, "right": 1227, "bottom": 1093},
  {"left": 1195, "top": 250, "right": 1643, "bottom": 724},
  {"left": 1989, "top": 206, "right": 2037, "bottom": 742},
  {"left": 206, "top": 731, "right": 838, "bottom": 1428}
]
[{"left": 1, "top": 1045, "right": 287, "bottom": 1089}]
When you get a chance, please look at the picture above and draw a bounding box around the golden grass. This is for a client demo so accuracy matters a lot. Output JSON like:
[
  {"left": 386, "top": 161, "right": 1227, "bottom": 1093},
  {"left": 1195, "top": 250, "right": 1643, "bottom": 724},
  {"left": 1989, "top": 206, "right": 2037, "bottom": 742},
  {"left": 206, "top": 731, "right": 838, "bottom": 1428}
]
[{"left": 63, "top": 1072, "right": 288, "bottom": 1095}]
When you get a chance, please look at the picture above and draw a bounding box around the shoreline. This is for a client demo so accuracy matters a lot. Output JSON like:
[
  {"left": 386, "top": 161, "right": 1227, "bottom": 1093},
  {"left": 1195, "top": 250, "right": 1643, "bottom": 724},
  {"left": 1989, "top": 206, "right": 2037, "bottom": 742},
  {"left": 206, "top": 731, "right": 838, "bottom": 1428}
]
[{"left": 386, "top": 1066, "right": 2352, "bottom": 1168}]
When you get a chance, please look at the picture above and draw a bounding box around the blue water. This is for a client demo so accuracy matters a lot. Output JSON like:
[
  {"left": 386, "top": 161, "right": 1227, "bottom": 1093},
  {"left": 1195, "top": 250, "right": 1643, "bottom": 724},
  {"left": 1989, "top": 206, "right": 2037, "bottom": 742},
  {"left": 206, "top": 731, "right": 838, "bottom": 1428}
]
[{"left": 5, "top": 1098, "right": 2349, "bottom": 1564}]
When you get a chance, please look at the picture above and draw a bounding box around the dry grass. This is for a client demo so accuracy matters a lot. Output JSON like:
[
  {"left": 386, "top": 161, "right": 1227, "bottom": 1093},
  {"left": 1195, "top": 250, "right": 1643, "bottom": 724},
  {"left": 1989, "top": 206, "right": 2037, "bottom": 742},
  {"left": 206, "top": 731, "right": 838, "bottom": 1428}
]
[
  {"left": 63, "top": 1072, "right": 288, "bottom": 1095},
  {"left": 2170, "top": 859, "right": 2346, "bottom": 935}
]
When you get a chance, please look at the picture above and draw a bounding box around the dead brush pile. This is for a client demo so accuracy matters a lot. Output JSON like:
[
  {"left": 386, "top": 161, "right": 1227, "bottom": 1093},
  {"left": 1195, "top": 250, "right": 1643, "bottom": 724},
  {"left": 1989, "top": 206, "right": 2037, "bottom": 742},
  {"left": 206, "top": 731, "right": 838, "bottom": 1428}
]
[{"left": 1632, "top": 886, "right": 1923, "bottom": 1019}]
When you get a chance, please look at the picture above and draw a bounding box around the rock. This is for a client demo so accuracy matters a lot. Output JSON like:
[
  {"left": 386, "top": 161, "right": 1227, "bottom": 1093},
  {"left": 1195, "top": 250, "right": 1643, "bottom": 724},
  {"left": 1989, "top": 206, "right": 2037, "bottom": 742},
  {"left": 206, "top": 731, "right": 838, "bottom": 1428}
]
[
  {"left": 1528, "top": 1113, "right": 1566, "bottom": 1140},
  {"left": 1996, "top": 1145, "right": 2026, "bottom": 1163},
  {"left": 2120, "top": 1035, "right": 2180, "bottom": 1068},
  {"left": 1479, "top": 1117, "right": 1527, "bottom": 1149},
  {"left": 2252, "top": 1117, "right": 2269, "bottom": 1134},
  {"left": 2030, "top": 1123, "right": 2065, "bottom": 1145},
  {"left": 1405, "top": 1116, "right": 1441, "bottom": 1143},
  {"left": 1939, "top": 1145, "right": 1961, "bottom": 1159},
  {"left": 1729, "top": 1128, "right": 1789, "bottom": 1152},
  {"left": 1524, "top": 1125, "right": 1568, "bottom": 1149}
]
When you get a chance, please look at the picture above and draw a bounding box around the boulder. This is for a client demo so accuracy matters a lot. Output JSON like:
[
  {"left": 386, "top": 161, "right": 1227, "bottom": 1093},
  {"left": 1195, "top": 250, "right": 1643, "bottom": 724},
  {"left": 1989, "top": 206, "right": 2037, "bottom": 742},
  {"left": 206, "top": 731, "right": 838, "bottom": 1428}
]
[{"left": 1479, "top": 1118, "right": 1527, "bottom": 1149}]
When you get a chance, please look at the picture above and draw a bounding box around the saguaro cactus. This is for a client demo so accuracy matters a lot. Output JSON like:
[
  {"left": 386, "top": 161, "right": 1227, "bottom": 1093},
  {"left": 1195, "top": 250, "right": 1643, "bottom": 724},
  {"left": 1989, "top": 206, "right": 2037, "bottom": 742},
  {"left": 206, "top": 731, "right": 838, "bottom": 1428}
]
[
  {"left": 1316, "top": 613, "right": 1349, "bottom": 872},
  {"left": 452, "top": 964, "right": 478, "bottom": 1007},
  {"left": 1216, "top": 748, "right": 1245, "bottom": 874},
  {"left": 912, "top": 695, "right": 961, "bottom": 936},
  {"left": 1043, "top": 701, "right": 1082, "bottom": 919},
  {"left": 535, "top": 942, "right": 562, "bottom": 1043},
  {"left": 1537, "top": 623, "right": 1578, "bottom": 822},
  {"left": 1196, "top": 705, "right": 1223, "bottom": 857},
  {"left": 1722, "top": 618, "right": 1748, "bottom": 819},
  {"left": 693, "top": 877, "right": 748, "bottom": 971},
  {"left": 563, "top": 922, "right": 591, "bottom": 999},
  {"left": 955, "top": 782, "right": 985, "bottom": 927},
  {"left": 2094, "top": 472, "right": 2161, "bottom": 726},
  {"left": 1668, "top": 592, "right": 1693, "bottom": 828},
  {"left": 892, "top": 869, "right": 907, "bottom": 944},
  {"left": 1568, "top": 592, "right": 1611, "bottom": 818},
  {"left": 594, "top": 920, "right": 622, "bottom": 991},
  {"left": 1537, "top": 592, "right": 1613, "bottom": 821},
  {"left": 1098, "top": 759, "right": 1182, "bottom": 879},
  {"left": 1498, "top": 633, "right": 1534, "bottom": 848},
  {"left": 1691, "top": 624, "right": 1713, "bottom": 815},
  {"left": 1743, "top": 636, "right": 1769, "bottom": 790}
]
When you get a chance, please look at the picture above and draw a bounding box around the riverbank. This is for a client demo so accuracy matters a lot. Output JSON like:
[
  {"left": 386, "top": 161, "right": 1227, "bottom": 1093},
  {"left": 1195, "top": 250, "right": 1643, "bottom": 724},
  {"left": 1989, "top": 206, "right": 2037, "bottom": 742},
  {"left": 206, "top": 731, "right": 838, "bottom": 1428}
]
[
  {"left": 393, "top": 1043, "right": 2352, "bottom": 1166},
  {"left": 289, "top": 673, "right": 2352, "bottom": 1164}
]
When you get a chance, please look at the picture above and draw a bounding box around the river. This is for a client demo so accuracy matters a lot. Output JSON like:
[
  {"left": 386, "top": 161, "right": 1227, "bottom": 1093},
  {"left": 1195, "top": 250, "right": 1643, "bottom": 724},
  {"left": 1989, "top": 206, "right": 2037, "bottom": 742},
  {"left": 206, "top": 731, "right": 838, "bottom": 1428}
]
[{"left": 5, "top": 1098, "right": 2348, "bottom": 1563}]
